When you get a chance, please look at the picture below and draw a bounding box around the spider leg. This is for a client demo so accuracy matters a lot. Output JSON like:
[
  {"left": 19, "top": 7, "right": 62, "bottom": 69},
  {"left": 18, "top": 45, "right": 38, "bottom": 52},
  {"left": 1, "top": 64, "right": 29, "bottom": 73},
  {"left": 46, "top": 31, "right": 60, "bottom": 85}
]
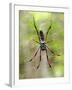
[
  {"left": 46, "top": 46, "right": 55, "bottom": 55},
  {"left": 46, "top": 45, "right": 60, "bottom": 56},
  {"left": 46, "top": 40, "right": 53, "bottom": 44},
  {"left": 28, "top": 47, "right": 40, "bottom": 62},
  {"left": 46, "top": 48, "right": 52, "bottom": 68},
  {"left": 36, "top": 48, "right": 41, "bottom": 69},
  {"left": 33, "top": 16, "right": 40, "bottom": 41},
  {"left": 45, "top": 23, "right": 52, "bottom": 41},
  {"left": 33, "top": 39, "right": 40, "bottom": 44}
]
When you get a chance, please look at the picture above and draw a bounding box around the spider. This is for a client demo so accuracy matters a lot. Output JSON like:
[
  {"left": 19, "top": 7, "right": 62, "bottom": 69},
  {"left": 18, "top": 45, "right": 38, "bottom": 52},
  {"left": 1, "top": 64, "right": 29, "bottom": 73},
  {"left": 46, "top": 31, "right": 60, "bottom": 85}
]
[{"left": 28, "top": 16, "right": 60, "bottom": 69}]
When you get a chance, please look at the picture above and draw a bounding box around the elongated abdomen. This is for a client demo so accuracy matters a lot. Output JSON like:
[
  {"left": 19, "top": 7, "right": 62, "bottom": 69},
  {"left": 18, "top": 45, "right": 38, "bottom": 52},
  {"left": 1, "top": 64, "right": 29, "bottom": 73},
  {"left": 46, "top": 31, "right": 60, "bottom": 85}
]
[{"left": 40, "top": 30, "right": 44, "bottom": 41}]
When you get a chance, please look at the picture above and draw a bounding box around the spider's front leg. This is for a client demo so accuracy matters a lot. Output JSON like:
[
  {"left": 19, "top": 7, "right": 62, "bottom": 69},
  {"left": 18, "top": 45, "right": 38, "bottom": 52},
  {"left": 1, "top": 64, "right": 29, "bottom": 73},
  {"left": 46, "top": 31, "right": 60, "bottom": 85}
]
[
  {"left": 28, "top": 47, "right": 39, "bottom": 62},
  {"left": 36, "top": 48, "right": 41, "bottom": 69},
  {"left": 46, "top": 46, "right": 60, "bottom": 56},
  {"left": 46, "top": 48, "right": 52, "bottom": 68}
]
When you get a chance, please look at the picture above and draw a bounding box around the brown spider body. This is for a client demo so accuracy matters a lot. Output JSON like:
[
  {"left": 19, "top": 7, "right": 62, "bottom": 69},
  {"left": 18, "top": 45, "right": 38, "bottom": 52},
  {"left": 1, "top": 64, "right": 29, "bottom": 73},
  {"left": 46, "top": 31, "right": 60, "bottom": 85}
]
[{"left": 40, "top": 31, "right": 46, "bottom": 51}]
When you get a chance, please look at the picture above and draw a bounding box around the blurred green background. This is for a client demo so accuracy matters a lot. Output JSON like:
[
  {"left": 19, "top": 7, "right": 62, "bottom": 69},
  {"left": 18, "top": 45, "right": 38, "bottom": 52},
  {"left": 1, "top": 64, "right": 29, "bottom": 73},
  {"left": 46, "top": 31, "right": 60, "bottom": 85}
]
[{"left": 19, "top": 10, "right": 64, "bottom": 79}]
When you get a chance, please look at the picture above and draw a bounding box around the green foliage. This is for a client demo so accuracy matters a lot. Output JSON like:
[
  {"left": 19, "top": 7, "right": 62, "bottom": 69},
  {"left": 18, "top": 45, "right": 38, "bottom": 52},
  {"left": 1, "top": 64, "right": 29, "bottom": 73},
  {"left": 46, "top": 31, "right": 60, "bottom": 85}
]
[{"left": 19, "top": 10, "right": 64, "bottom": 79}]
